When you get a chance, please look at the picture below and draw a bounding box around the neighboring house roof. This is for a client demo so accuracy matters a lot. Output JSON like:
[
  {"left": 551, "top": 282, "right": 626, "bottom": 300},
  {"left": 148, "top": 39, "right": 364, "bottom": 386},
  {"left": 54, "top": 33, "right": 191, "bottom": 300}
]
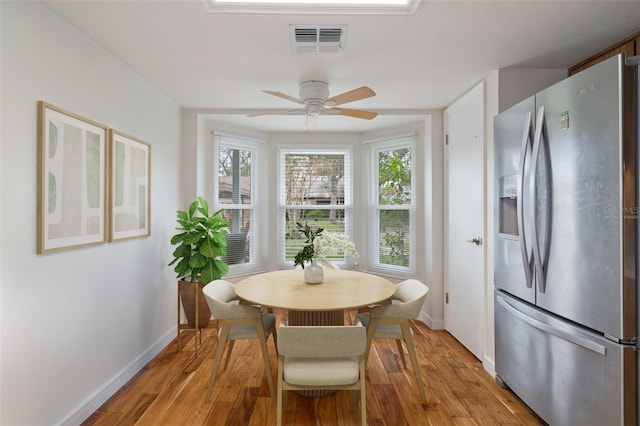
[
  {"left": 219, "top": 175, "right": 345, "bottom": 201},
  {"left": 218, "top": 176, "right": 251, "bottom": 202}
]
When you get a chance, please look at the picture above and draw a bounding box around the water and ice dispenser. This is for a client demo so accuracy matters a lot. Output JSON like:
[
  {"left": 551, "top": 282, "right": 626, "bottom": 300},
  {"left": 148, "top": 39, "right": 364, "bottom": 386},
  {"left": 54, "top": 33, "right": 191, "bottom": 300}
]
[{"left": 498, "top": 174, "right": 518, "bottom": 237}]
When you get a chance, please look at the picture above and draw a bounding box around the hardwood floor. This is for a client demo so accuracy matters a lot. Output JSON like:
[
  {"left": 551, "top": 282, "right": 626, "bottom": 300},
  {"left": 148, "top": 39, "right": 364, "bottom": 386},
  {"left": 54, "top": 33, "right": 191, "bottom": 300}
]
[{"left": 83, "top": 310, "right": 543, "bottom": 425}]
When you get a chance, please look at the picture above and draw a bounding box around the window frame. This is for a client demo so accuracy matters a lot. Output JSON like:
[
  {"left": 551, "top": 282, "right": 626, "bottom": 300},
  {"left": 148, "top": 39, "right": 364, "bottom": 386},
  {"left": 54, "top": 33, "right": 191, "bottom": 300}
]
[
  {"left": 277, "top": 145, "right": 354, "bottom": 270},
  {"left": 212, "top": 132, "right": 262, "bottom": 276},
  {"left": 366, "top": 134, "right": 417, "bottom": 277}
]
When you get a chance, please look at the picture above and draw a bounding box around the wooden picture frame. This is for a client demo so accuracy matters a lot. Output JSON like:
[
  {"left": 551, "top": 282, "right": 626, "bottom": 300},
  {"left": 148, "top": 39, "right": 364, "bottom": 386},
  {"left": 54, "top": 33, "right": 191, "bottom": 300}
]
[
  {"left": 109, "top": 129, "right": 151, "bottom": 241},
  {"left": 37, "top": 101, "right": 109, "bottom": 253}
]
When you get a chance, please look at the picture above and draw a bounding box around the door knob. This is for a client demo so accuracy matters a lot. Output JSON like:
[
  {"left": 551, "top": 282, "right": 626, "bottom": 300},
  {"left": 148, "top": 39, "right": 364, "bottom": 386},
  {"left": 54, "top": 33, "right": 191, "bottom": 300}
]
[{"left": 466, "top": 237, "right": 483, "bottom": 246}]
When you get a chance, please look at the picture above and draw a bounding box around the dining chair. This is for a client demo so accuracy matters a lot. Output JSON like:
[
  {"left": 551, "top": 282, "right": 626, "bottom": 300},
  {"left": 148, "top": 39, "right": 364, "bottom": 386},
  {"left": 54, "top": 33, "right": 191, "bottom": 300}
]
[
  {"left": 276, "top": 320, "right": 367, "bottom": 426},
  {"left": 210, "top": 278, "right": 271, "bottom": 312},
  {"left": 356, "top": 279, "right": 429, "bottom": 401},
  {"left": 202, "top": 280, "right": 277, "bottom": 401}
]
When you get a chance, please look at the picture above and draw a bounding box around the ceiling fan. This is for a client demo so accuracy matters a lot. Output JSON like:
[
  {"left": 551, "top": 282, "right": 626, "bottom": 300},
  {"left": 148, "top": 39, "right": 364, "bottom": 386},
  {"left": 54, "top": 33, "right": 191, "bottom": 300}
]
[{"left": 251, "top": 81, "right": 377, "bottom": 129}]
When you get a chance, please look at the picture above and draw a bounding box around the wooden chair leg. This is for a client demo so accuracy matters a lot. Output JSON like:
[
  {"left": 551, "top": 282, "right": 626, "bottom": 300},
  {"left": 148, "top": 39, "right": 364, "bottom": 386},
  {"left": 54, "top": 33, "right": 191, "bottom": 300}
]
[
  {"left": 223, "top": 340, "right": 235, "bottom": 370},
  {"left": 258, "top": 331, "right": 276, "bottom": 400},
  {"left": 401, "top": 322, "right": 426, "bottom": 401},
  {"left": 205, "top": 325, "right": 229, "bottom": 402},
  {"left": 396, "top": 339, "right": 407, "bottom": 368},
  {"left": 364, "top": 318, "right": 376, "bottom": 366},
  {"left": 359, "top": 358, "right": 367, "bottom": 426},
  {"left": 272, "top": 326, "right": 278, "bottom": 349},
  {"left": 276, "top": 356, "right": 284, "bottom": 426}
]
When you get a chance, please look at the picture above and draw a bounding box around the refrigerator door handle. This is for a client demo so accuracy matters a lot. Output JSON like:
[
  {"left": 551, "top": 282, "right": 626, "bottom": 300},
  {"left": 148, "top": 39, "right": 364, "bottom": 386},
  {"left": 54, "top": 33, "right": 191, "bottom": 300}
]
[
  {"left": 496, "top": 295, "right": 607, "bottom": 355},
  {"left": 530, "top": 105, "right": 546, "bottom": 293},
  {"left": 517, "top": 111, "right": 534, "bottom": 288}
]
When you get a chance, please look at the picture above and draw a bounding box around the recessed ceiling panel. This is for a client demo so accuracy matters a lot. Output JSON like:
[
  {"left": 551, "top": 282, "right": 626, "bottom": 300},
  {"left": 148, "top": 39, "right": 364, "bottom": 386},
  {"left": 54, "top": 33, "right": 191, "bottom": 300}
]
[{"left": 201, "top": 0, "right": 420, "bottom": 15}]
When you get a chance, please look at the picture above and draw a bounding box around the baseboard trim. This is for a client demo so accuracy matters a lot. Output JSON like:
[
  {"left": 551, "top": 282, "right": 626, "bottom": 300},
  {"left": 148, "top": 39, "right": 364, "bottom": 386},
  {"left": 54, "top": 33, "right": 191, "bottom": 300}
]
[
  {"left": 60, "top": 328, "right": 176, "bottom": 426},
  {"left": 483, "top": 356, "right": 496, "bottom": 377},
  {"left": 417, "top": 311, "right": 444, "bottom": 330}
]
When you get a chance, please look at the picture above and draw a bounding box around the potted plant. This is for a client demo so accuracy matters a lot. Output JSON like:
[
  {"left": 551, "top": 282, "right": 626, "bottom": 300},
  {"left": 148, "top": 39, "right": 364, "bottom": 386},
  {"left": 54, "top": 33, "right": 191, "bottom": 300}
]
[
  {"left": 169, "top": 197, "right": 229, "bottom": 328},
  {"left": 293, "top": 222, "right": 324, "bottom": 270},
  {"left": 293, "top": 222, "right": 359, "bottom": 284}
]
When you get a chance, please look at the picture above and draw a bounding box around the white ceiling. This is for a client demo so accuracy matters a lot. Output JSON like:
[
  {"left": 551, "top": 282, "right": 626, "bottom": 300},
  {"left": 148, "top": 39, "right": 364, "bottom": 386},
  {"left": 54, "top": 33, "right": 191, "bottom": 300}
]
[{"left": 44, "top": 0, "right": 640, "bottom": 133}]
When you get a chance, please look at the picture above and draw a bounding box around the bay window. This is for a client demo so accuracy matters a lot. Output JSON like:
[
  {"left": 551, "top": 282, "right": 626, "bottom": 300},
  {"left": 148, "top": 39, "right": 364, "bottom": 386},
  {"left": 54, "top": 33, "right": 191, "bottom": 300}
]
[
  {"left": 213, "top": 133, "right": 260, "bottom": 274},
  {"left": 368, "top": 134, "right": 416, "bottom": 275},
  {"left": 278, "top": 147, "right": 353, "bottom": 269}
]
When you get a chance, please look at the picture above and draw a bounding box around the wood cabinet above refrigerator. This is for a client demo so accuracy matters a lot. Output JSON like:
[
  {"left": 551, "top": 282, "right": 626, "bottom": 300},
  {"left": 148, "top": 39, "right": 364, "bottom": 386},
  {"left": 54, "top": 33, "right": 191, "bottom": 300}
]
[{"left": 569, "top": 30, "right": 639, "bottom": 75}]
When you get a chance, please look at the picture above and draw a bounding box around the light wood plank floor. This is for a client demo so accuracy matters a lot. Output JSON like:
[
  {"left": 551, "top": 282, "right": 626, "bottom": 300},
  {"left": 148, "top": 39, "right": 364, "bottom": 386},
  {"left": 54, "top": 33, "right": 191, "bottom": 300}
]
[{"left": 83, "top": 310, "right": 544, "bottom": 425}]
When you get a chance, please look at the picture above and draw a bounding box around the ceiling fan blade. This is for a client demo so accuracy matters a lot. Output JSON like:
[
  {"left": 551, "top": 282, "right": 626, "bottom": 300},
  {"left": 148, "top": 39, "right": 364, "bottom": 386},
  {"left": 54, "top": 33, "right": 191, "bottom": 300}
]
[
  {"left": 247, "top": 109, "right": 293, "bottom": 117},
  {"left": 334, "top": 108, "right": 377, "bottom": 120},
  {"left": 247, "top": 109, "right": 307, "bottom": 117},
  {"left": 326, "top": 86, "right": 376, "bottom": 106},
  {"left": 263, "top": 90, "right": 304, "bottom": 105}
]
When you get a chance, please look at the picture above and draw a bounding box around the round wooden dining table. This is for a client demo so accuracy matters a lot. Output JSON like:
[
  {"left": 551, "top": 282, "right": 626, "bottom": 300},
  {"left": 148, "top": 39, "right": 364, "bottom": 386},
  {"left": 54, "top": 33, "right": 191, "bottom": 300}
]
[{"left": 234, "top": 268, "right": 395, "bottom": 325}]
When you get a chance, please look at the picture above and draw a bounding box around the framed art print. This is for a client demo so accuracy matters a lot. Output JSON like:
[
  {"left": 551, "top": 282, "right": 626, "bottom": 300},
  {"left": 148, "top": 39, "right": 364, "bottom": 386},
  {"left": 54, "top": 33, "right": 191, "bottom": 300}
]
[
  {"left": 37, "top": 101, "right": 108, "bottom": 253},
  {"left": 109, "top": 129, "right": 151, "bottom": 241}
]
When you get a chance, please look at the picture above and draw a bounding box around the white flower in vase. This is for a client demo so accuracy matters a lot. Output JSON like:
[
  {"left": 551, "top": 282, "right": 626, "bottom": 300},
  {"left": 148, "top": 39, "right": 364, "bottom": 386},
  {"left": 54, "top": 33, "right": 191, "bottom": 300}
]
[{"left": 314, "top": 232, "right": 359, "bottom": 269}]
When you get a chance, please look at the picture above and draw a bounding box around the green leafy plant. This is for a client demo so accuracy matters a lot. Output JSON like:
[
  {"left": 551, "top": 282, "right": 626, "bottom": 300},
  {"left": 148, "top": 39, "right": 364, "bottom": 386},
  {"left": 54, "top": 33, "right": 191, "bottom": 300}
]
[
  {"left": 169, "top": 197, "right": 229, "bottom": 285},
  {"left": 382, "top": 229, "right": 408, "bottom": 266},
  {"left": 293, "top": 222, "right": 324, "bottom": 269}
]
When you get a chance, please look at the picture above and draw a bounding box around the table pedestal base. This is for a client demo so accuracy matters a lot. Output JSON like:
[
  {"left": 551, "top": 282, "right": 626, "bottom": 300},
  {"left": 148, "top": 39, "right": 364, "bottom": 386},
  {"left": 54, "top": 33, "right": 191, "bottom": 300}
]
[{"left": 288, "top": 310, "right": 344, "bottom": 326}]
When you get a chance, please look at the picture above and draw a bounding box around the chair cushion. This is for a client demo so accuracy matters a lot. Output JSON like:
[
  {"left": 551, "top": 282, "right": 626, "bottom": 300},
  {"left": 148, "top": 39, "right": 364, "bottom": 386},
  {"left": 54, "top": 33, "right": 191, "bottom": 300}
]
[
  {"left": 284, "top": 357, "right": 360, "bottom": 386},
  {"left": 224, "top": 313, "right": 276, "bottom": 340},
  {"left": 356, "top": 312, "right": 412, "bottom": 339}
]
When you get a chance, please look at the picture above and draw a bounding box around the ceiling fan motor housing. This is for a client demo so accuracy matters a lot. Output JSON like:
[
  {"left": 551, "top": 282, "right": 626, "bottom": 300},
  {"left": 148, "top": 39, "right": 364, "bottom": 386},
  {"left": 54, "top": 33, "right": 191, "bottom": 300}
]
[{"left": 299, "top": 80, "right": 330, "bottom": 106}]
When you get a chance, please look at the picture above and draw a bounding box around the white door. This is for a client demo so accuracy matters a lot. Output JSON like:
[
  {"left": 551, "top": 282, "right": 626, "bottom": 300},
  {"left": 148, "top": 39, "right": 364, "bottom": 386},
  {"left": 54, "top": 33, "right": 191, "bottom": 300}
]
[{"left": 444, "top": 83, "right": 485, "bottom": 360}]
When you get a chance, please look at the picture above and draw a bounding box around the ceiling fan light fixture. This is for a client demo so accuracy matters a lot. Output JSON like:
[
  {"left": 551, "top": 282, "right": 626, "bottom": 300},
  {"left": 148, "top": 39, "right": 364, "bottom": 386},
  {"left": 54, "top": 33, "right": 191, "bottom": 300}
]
[{"left": 305, "top": 111, "right": 319, "bottom": 130}]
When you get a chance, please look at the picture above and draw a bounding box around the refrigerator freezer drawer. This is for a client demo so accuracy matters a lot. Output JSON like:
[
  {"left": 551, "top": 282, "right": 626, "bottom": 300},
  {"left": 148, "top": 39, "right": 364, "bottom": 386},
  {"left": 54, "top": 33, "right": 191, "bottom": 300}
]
[{"left": 495, "top": 291, "right": 635, "bottom": 426}]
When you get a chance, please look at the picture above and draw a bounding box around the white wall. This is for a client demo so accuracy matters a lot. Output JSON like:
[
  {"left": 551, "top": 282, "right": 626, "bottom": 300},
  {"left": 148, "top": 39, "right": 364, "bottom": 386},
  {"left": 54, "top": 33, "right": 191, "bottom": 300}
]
[
  {"left": 361, "top": 118, "right": 445, "bottom": 329},
  {"left": 426, "top": 112, "right": 445, "bottom": 329},
  {"left": 1, "top": 2, "right": 181, "bottom": 424}
]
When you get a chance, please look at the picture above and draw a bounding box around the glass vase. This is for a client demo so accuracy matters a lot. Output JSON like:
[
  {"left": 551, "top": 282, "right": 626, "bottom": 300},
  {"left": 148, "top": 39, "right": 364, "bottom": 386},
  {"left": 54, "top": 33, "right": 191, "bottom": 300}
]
[{"left": 304, "top": 260, "right": 324, "bottom": 284}]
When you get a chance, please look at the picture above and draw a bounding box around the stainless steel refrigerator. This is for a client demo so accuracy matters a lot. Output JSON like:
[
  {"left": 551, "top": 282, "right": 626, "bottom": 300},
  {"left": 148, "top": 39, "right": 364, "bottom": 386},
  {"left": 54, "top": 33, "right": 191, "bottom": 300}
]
[{"left": 494, "top": 53, "right": 638, "bottom": 425}]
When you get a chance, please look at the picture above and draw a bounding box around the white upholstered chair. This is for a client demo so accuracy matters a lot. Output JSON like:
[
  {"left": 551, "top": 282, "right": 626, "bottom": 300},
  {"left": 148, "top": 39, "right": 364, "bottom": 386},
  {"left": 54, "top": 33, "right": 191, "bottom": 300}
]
[
  {"left": 202, "top": 280, "right": 277, "bottom": 401},
  {"left": 210, "top": 278, "right": 271, "bottom": 312},
  {"left": 356, "top": 279, "right": 429, "bottom": 401},
  {"left": 276, "top": 320, "right": 367, "bottom": 426}
]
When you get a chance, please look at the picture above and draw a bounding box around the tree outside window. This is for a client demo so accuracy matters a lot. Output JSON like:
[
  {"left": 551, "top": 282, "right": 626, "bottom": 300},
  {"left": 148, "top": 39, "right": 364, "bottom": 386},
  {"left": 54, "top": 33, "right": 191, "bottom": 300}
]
[
  {"left": 216, "top": 138, "right": 256, "bottom": 267},
  {"left": 279, "top": 149, "right": 352, "bottom": 266},
  {"left": 374, "top": 143, "right": 413, "bottom": 270}
]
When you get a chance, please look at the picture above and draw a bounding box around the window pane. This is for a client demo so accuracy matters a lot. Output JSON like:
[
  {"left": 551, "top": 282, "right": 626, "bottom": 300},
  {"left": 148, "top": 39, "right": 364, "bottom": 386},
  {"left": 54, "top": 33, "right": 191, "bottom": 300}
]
[
  {"left": 284, "top": 209, "right": 345, "bottom": 262},
  {"left": 379, "top": 209, "right": 410, "bottom": 267},
  {"left": 284, "top": 153, "right": 345, "bottom": 206},
  {"left": 220, "top": 209, "right": 252, "bottom": 265},
  {"left": 218, "top": 147, "right": 251, "bottom": 204},
  {"left": 378, "top": 147, "right": 412, "bottom": 205}
]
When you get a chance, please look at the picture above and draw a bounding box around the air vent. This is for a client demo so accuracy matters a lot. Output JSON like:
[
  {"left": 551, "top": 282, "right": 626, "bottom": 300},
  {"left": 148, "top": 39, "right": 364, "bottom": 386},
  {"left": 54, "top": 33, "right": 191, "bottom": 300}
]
[{"left": 290, "top": 25, "right": 347, "bottom": 53}]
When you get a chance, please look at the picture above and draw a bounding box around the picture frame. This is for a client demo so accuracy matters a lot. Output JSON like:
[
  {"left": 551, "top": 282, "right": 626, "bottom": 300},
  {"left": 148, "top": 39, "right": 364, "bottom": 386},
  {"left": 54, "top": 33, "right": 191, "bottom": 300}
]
[
  {"left": 109, "top": 129, "right": 151, "bottom": 241},
  {"left": 37, "top": 101, "right": 109, "bottom": 253}
]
